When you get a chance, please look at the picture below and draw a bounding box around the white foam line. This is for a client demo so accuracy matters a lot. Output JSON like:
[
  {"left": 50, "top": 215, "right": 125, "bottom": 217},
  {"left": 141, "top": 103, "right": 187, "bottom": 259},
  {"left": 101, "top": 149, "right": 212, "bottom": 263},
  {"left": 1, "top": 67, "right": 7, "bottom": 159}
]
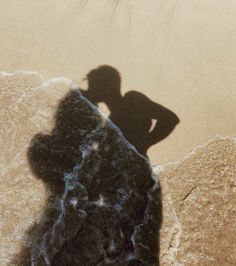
[
  {"left": 41, "top": 77, "right": 75, "bottom": 88},
  {"left": 0, "top": 70, "right": 44, "bottom": 81},
  {"left": 0, "top": 69, "right": 76, "bottom": 91},
  {"left": 153, "top": 135, "right": 236, "bottom": 174}
]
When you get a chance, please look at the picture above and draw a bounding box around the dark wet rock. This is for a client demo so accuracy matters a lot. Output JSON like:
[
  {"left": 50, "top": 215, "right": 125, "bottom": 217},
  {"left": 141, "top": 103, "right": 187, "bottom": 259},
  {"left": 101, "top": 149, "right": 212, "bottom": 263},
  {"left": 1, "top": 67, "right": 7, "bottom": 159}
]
[{"left": 27, "top": 90, "right": 162, "bottom": 265}]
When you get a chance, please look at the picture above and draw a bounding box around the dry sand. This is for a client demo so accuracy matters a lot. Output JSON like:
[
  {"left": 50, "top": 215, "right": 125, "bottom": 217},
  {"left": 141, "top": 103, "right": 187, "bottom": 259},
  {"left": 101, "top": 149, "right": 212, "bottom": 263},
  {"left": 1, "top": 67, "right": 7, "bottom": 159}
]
[{"left": 0, "top": 0, "right": 235, "bottom": 164}]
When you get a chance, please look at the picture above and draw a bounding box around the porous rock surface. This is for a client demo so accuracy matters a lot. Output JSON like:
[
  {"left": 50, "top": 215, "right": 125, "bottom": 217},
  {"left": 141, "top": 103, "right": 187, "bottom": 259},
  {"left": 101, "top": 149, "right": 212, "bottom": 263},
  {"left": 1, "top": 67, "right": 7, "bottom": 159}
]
[
  {"left": 158, "top": 137, "right": 236, "bottom": 266},
  {"left": 0, "top": 72, "right": 161, "bottom": 265},
  {"left": 0, "top": 72, "right": 235, "bottom": 265},
  {"left": 0, "top": 72, "right": 72, "bottom": 265},
  {"left": 25, "top": 90, "right": 160, "bottom": 265}
]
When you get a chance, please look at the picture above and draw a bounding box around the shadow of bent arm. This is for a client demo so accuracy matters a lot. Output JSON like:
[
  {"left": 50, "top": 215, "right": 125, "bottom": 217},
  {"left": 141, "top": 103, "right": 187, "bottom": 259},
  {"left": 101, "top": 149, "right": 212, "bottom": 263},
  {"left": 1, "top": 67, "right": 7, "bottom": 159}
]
[{"left": 147, "top": 100, "right": 180, "bottom": 146}]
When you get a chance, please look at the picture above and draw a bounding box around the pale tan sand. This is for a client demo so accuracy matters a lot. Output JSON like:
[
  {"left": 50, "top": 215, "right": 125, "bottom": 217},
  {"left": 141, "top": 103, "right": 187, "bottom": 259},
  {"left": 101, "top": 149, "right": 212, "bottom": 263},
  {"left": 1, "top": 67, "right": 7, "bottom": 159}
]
[{"left": 0, "top": 0, "right": 236, "bottom": 165}]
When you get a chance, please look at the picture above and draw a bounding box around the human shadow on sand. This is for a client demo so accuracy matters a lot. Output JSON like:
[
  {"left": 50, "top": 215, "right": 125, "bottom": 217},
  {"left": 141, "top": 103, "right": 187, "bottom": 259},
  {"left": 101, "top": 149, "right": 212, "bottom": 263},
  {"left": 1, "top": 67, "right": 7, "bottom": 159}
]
[
  {"left": 82, "top": 65, "right": 180, "bottom": 157},
  {"left": 11, "top": 66, "right": 179, "bottom": 266}
]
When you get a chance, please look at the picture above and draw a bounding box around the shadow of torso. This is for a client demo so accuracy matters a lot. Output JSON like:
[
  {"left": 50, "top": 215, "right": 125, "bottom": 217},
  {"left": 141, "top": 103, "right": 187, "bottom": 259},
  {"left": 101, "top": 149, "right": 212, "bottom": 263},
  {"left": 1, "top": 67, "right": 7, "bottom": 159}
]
[
  {"left": 109, "top": 91, "right": 156, "bottom": 156},
  {"left": 83, "top": 89, "right": 180, "bottom": 157}
]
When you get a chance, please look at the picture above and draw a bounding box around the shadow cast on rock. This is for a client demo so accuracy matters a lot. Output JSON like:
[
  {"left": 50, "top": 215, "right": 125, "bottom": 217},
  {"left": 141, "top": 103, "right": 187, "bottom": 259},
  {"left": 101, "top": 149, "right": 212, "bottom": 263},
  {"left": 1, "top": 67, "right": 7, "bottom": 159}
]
[{"left": 11, "top": 87, "right": 163, "bottom": 265}]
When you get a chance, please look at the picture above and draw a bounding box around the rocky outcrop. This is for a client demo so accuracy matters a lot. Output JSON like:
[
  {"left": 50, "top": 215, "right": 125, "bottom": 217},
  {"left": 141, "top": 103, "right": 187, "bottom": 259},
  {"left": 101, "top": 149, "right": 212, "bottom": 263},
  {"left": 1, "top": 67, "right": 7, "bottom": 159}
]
[
  {"left": 158, "top": 137, "right": 236, "bottom": 266},
  {"left": 26, "top": 90, "right": 161, "bottom": 265},
  {"left": 1, "top": 72, "right": 161, "bottom": 265},
  {"left": 0, "top": 72, "right": 235, "bottom": 265},
  {"left": 0, "top": 72, "right": 71, "bottom": 265}
]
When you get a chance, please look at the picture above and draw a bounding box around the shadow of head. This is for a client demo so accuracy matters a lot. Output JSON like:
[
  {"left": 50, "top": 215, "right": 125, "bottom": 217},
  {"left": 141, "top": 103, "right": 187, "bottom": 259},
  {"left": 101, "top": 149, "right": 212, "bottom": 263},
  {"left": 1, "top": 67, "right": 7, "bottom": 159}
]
[{"left": 86, "top": 65, "right": 121, "bottom": 102}]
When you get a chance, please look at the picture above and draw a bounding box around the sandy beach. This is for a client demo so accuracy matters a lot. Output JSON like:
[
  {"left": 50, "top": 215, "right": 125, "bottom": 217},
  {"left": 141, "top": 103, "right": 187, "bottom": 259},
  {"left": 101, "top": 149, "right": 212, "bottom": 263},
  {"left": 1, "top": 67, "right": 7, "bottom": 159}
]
[
  {"left": 0, "top": 0, "right": 235, "bottom": 164},
  {"left": 0, "top": 1, "right": 236, "bottom": 265}
]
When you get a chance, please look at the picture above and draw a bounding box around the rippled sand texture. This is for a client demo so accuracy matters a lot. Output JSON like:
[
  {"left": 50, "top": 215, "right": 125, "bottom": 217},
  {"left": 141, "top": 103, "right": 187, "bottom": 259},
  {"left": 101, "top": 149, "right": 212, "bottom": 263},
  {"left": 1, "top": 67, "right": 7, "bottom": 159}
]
[
  {"left": 0, "top": 72, "right": 72, "bottom": 264},
  {"left": 1, "top": 1, "right": 236, "bottom": 164},
  {"left": 158, "top": 137, "right": 236, "bottom": 265}
]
